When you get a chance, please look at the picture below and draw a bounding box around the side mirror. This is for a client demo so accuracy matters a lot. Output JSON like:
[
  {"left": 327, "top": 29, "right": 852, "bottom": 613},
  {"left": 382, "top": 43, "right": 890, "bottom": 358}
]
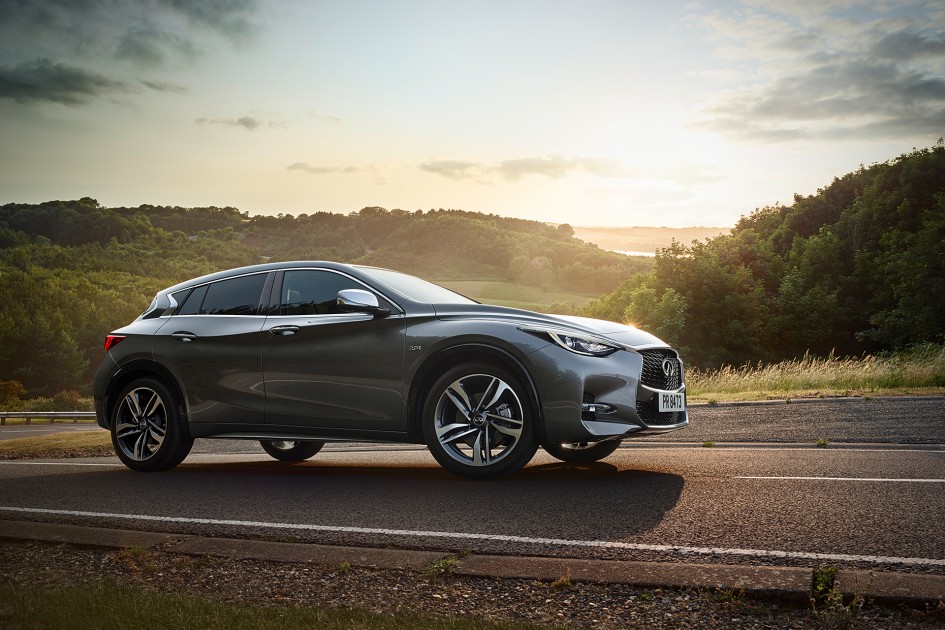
[{"left": 336, "top": 289, "right": 390, "bottom": 317}]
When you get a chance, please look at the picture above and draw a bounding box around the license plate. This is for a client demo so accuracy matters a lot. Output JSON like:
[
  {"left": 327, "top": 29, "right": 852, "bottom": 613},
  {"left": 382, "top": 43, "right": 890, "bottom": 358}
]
[{"left": 657, "top": 392, "right": 686, "bottom": 412}]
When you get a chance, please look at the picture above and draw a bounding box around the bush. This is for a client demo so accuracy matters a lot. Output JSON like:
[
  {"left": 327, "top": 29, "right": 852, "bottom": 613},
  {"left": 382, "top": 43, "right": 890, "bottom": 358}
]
[{"left": 0, "top": 380, "right": 26, "bottom": 410}]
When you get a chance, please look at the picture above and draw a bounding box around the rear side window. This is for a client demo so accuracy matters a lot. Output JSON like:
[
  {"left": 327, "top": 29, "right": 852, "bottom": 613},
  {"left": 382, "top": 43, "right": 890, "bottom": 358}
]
[
  {"left": 176, "top": 285, "right": 207, "bottom": 316},
  {"left": 197, "top": 274, "right": 267, "bottom": 316}
]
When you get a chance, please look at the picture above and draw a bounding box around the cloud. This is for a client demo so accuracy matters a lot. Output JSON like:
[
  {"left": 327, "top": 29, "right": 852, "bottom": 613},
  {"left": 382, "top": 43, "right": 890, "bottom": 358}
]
[
  {"left": 160, "top": 0, "right": 258, "bottom": 41},
  {"left": 196, "top": 116, "right": 276, "bottom": 131},
  {"left": 690, "top": 2, "right": 945, "bottom": 142},
  {"left": 871, "top": 30, "right": 945, "bottom": 62},
  {"left": 497, "top": 157, "right": 576, "bottom": 181},
  {"left": 140, "top": 79, "right": 188, "bottom": 94},
  {"left": 0, "top": 0, "right": 262, "bottom": 72},
  {"left": 419, "top": 160, "right": 481, "bottom": 180},
  {"left": 116, "top": 25, "right": 199, "bottom": 67},
  {"left": 287, "top": 163, "right": 363, "bottom": 175},
  {"left": 420, "top": 156, "right": 627, "bottom": 182},
  {"left": 0, "top": 58, "right": 129, "bottom": 105}
]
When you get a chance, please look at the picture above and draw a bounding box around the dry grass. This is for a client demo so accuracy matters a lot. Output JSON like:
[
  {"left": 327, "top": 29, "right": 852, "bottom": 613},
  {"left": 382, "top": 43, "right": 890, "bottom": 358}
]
[
  {"left": 0, "top": 430, "right": 112, "bottom": 460},
  {"left": 687, "top": 344, "right": 945, "bottom": 402}
]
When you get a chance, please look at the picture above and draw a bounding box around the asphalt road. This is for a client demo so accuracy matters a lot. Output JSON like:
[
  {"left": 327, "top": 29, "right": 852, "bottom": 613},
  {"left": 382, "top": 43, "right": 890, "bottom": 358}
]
[
  {"left": 2, "top": 397, "right": 943, "bottom": 576},
  {"left": 2, "top": 396, "right": 942, "bottom": 444}
]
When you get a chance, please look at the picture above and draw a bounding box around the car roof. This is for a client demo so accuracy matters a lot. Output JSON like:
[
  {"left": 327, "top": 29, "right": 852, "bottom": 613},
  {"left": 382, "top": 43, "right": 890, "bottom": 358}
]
[{"left": 160, "top": 260, "right": 365, "bottom": 294}]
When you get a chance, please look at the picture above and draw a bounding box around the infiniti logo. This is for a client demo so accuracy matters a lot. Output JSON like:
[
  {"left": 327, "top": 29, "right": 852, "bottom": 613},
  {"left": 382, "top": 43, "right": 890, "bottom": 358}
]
[{"left": 662, "top": 358, "right": 678, "bottom": 378}]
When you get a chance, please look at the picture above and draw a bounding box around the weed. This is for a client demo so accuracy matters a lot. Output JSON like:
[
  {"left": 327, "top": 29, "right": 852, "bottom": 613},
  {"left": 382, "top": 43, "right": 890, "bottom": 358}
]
[
  {"left": 713, "top": 588, "right": 743, "bottom": 604},
  {"left": 809, "top": 566, "right": 865, "bottom": 630},
  {"left": 702, "top": 440, "right": 714, "bottom": 448},
  {"left": 422, "top": 557, "right": 459, "bottom": 577},
  {"left": 816, "top": 438, "right": 829, "bottom": 448},
  {"left": 337, "top": 562, "right": 351, "bottom": 574},
  {"left": 707, "top": 399, "right": 718, "bottom": 406},
  {"left": 550, "top": 569, "right": 571, "bottom": 589}
]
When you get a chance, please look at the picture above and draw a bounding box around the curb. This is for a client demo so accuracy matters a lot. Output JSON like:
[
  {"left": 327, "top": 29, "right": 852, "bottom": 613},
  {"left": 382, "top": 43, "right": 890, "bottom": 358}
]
[{"left": 2, "top": 518, "right": 943, "bottom": 607}]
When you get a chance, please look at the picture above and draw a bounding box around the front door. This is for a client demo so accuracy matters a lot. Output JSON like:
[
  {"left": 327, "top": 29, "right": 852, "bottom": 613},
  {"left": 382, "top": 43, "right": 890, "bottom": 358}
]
[{"left": 262, "top": 269, "right": 406, "bottom": 432}]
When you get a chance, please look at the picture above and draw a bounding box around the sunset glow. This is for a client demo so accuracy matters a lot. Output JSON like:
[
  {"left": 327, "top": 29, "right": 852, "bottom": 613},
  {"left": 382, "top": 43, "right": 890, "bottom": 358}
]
[{"left": 2, "top": 1, "right": 943, "bottom": 226}]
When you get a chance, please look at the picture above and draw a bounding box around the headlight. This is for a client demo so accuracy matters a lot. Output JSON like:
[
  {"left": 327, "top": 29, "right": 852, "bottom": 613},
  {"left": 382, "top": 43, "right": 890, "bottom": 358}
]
[{"left": 547, "top": 332, "right": 619, "bottom": 356}]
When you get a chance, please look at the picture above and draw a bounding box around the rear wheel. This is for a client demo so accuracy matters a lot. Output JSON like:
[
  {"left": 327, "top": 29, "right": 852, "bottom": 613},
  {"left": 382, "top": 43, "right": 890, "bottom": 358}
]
[
  {"left": 110, "top": 378, "right": 193, "bottom": 472},
  {"left": 423, "top": 362, "right": 537, "bottom": 480},
  {"left": 260, "top": 440, "right": 324, "bottom": 461},
  {"left": 544, "top": 439, "right": 621, "bottom": 463}
]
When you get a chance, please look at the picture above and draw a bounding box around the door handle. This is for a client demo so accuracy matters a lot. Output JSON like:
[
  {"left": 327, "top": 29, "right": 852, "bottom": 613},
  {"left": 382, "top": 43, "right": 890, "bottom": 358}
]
[
  {"left": 269, "top": 325, "right": 300, "bottom": 336},
  {"left": 172, "top": 332, "right": 197, "bottom": 342}
]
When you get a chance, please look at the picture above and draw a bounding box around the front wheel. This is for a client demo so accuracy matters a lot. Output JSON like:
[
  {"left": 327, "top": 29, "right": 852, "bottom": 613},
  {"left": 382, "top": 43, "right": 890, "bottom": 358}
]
[
  {"left": 423, "top": 363, "right": 537, "bottom": 480},
  {"left": 260, "top": 440, "right": 324, "bottom": 461},
  {"left": 544, "top": 439, "right": 621, "bottom": 463},
  {"left": 110, "top": 378, "right": 193, "bottom": 472}
]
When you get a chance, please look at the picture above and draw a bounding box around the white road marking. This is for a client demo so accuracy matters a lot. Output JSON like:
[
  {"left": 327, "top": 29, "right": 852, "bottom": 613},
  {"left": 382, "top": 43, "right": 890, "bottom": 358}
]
[
  {"left": 1, "top": 505, "right": 943, "bottom": 568},
  {"left": 737, "top": 476, "right": 945, "bottom": 483}
]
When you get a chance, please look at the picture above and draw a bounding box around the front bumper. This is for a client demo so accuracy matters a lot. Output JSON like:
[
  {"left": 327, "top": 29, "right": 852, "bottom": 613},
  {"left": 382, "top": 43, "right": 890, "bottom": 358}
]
[{"left": 530, "top": 344, "right": 689, "bottom": 444}]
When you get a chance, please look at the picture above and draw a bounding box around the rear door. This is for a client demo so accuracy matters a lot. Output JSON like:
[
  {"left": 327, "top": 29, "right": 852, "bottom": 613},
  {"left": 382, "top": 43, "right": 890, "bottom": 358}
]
[
  {"left": 154, "top": 272, "right": 271, "bottom": 427},
  {"left": 262, "top": 269, "right": 406, "bottom": 432}
]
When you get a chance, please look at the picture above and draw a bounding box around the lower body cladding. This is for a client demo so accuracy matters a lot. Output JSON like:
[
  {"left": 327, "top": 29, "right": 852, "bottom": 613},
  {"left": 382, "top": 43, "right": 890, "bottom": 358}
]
[{"left": 531, "top": 346, "right": 688, "bottom": 445}]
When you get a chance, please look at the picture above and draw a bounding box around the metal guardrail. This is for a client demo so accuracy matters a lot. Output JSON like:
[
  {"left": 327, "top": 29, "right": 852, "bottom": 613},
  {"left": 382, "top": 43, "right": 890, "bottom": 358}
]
[{"left": 0, "top": 411, "right": 96, "bottom": 426}]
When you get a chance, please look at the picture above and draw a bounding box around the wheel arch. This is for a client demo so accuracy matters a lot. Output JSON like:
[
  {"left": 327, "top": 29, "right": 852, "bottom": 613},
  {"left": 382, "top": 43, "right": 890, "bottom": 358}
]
[
  {"left": 102, "top": 359, "right": 188, "bottom": 430},
  {"left": 406, "top": 343, "right": 545, "bottom": 445}
]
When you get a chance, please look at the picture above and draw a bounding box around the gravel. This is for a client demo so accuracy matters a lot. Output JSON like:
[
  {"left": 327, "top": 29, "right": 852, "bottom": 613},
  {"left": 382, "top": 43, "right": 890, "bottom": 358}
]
[{"left": 3, "top": 540, "right": 943, "bottom": 629}]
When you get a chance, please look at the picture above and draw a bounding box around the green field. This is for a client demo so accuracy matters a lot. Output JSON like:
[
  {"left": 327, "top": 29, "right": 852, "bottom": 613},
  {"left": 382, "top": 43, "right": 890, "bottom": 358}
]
[
  {"left": 0, "top": 581, "right": 545, "bottom": 630},
  {"left": 437, "top": 280, "right": 595, "bottom": 312}
]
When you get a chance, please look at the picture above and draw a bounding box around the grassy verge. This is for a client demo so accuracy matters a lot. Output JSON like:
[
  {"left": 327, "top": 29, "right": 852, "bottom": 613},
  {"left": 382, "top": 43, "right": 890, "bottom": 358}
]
[
  {"left": 687, "top": 344, "right": 945, "bottom": 403},
  {"left": 0, "top": 581, "right": 544, "bottom": 630},
  {"left": 0, "top": 430, "right": 112, "bottom": 460},
  {"left": 0, "top": 417, "right": 96, "bottom": 426}
]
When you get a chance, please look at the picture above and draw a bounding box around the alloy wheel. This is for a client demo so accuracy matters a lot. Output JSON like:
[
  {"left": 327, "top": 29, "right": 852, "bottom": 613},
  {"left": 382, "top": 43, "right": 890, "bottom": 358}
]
[
  {"left": 114, "top": 386, "right": 167, "bottom": 461},
  {"left": 433, "top": 373, "right": 525, "bottom": 467}
]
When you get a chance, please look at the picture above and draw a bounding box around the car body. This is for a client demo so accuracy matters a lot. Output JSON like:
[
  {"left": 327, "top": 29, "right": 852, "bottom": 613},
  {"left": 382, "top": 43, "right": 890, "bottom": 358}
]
[{"left": 94, "top": 261, "right": 688, "bottom": 478}]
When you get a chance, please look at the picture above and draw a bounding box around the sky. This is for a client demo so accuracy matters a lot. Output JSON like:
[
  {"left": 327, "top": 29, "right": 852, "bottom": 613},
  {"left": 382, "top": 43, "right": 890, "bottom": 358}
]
[{"left": 1, "top": 1, "right": 944, "bottom": 228}]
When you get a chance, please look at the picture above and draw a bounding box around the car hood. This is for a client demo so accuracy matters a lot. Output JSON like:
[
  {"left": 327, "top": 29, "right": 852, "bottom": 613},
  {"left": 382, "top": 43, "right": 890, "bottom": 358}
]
[{"left": 432, "top": 304, "right": 670, "bottom": 350}]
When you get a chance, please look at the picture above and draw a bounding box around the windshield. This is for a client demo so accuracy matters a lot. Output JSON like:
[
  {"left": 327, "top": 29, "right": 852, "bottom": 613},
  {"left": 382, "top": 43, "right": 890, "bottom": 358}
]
[{"left": 358, "top": 267, "right": 476, "bottom": 305}]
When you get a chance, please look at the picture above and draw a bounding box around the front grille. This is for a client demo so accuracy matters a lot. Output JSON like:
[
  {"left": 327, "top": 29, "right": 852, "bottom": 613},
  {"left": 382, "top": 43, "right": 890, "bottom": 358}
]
[
  {"left": 639, "top": 350, "right": 682, "bottom": 390},
  {"left": 635, "top": 396, "right": 683, "bottom": 426}
]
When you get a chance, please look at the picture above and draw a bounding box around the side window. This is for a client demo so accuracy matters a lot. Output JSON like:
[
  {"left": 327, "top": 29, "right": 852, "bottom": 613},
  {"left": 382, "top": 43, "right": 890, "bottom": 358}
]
[
  {"left": 176, "top": 285, "right": 207, "bottom": 316},
  {"left": 280, "top": 270, "right": 383, "bottom": 316},
  {"left": 199, "top": 274, "right": 267, "bottom": 316}
]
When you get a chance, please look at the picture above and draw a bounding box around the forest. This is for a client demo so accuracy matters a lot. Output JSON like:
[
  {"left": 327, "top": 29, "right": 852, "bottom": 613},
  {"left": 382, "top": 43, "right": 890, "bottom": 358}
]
[
  {"left": 2, "top": 143, "right": 943, "bottom": 400},
  {"left": 581, "top": 144, "right": 945, "bottom": 368},
  {"left": 0, "top": 201, "right": 646, "bottom": 396}
]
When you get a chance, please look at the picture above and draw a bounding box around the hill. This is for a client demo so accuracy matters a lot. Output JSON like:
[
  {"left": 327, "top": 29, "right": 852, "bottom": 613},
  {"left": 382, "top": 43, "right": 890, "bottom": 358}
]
[
  {"left": 0, "top": 202, "right": 649, "bottom": 395},
  {"left": 582, "top": 144, "right": 945, "bottom": 367}
]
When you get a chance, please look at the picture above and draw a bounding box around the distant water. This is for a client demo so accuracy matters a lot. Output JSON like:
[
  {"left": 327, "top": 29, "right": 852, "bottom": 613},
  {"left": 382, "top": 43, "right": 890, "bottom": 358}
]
[{"left": 613, "top": 250, "right": 656, "bottom": 257}]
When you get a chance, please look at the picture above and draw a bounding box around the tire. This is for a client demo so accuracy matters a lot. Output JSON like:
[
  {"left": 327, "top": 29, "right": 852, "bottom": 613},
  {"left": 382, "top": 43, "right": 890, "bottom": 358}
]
[
  {"left": 260, "top": 440, "right": 324, "bottom": 461},
  {"left": 422, "top": 362, "right": 538, "bottom": 480},
  {"left": 110, "top": 377, "right": 193, "bottom": 472},
  {"left": 544, "top": 439, "right": 621, "bottom": 463}
]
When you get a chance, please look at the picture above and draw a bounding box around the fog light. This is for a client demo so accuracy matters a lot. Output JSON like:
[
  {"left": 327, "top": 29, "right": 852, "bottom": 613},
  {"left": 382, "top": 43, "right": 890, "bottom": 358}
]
[{"left": 581, "top": 403, "right": 616, "bottom": 415}]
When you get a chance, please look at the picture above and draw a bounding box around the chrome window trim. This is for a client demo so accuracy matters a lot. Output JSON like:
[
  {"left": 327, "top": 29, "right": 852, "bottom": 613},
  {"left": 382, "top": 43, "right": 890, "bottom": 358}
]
[{"left": 159, "top": 267, "right": 405, "bottom": 318}]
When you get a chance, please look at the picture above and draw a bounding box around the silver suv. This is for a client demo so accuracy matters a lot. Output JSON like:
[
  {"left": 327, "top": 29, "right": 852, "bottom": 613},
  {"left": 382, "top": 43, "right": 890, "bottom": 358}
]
[{"left": 94, "top": 261, "right": 688, "bottom": 479}]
